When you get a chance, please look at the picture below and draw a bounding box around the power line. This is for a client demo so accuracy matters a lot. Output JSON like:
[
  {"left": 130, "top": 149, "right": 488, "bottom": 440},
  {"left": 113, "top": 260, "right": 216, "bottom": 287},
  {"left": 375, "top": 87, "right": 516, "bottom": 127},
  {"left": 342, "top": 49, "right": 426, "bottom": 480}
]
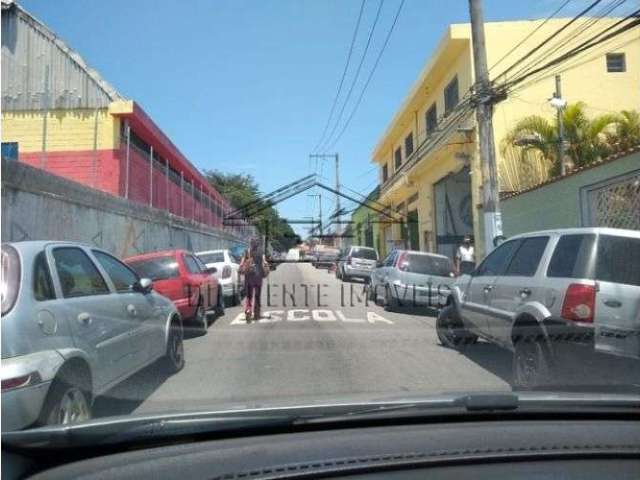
[
  {"left": 506, "top": 27, "right": 636, "bottom": 95},
  {"left": 316, "top": 0, "right": 386, "bottom": 153},
  {"left": 503, "top": 10, "right": 640, "bottom": 91},
  {"left": 312, "top": 0, "right": 366, "bottom": 153},
  {"left": 493, "top": 0, "right": 604, "bottom": 82},
  {"left": 323, "top": 0, "right": 406, "bottom": 152},
  {"left": 488, "top": 0, "right": 574, "bottom": 73},
  {"left": 503, "top": 0, "right": 628, "bottom": 85}
]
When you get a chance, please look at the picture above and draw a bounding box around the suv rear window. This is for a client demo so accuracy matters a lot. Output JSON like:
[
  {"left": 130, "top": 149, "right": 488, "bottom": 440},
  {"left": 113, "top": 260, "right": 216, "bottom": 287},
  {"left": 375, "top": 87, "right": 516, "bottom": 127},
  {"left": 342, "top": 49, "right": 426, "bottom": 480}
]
[
  {"left": 547, "top": 234, "right": 596, "bottom": 279},
  {"left": 595, "top": 235, "right": 640, "bottom": 287},
  {"left": 351, "top": 247, "right": 377, "bottom": 260},
  {"left": 127, "top": 256, "right": 179, "bottom": 281},
  {"left": 405, "top": 254, "right": 454, "bottom": 276},
  {"left": 1, "top": 245, "right": 20, "bottom": 314}
]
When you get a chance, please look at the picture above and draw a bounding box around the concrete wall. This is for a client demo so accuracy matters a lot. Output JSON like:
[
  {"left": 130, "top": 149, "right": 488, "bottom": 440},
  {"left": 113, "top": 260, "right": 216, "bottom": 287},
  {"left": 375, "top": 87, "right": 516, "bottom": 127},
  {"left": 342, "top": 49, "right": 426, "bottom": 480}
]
[
  {"left": 1, "top": 159, "right": 248, "bottom": 258},
  {"left": 501, "top": 151, "right": 640, "bottom": 237}
]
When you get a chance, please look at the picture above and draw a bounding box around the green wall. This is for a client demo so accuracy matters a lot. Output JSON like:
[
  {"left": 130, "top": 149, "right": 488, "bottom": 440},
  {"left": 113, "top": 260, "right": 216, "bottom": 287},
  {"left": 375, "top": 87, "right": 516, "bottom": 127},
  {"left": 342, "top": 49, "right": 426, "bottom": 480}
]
[
  {"left": 350, "top": 187, "right": 381, "bottom": 252},
  {"left": 501, "top": 152, "right": 640, "bottom": 237}
]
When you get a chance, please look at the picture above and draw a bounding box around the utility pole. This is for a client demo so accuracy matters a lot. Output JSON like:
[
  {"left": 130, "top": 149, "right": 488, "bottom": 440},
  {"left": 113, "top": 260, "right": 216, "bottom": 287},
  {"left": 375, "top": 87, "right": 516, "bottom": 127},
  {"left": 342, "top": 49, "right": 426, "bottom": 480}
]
[
  {"left": 335, "top": 154, "right": 341, "bottom": 249},
  {"left": 309, "top": 153, "right": 339, "bottom": 245},
  {"left": 308, "top": 193, "right": 323, "bottom": 238},
  {"left": 468, "top": 0, "right": 502, "bottom": 254},
  {"left": 552, "top": 74, "right": 567, "bottom": 176}
]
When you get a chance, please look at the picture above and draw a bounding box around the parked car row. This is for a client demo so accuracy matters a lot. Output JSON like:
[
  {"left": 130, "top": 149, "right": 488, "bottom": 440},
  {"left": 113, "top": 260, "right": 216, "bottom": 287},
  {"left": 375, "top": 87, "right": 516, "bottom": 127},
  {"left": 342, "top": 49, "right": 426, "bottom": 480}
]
[
  {"left": 329, "top": 245, "right": 456, "bottom": 310},
  {"left": 325, "top": 229, "right": 640, "bottom": 388},
  {"left": 1, "top": 241, "right": 245, "bottom": 431}
]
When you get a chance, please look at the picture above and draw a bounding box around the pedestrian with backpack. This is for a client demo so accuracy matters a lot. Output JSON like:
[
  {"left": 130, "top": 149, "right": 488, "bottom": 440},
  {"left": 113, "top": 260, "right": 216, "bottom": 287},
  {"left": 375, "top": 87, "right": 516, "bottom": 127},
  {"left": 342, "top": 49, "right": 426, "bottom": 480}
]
[{"left": 239, "top": 237, "right": 269, "bottom": 322}]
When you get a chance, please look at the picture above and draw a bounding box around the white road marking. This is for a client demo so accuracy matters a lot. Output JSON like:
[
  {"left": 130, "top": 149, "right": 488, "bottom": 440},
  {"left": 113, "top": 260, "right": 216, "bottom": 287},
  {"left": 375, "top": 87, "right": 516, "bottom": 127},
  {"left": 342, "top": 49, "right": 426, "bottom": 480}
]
[
  {"left": 229, "top": 309, "right": 394, "bottom": 325},
  {"left": 312, "top": 310, "right": 337, "bottom": 321}
]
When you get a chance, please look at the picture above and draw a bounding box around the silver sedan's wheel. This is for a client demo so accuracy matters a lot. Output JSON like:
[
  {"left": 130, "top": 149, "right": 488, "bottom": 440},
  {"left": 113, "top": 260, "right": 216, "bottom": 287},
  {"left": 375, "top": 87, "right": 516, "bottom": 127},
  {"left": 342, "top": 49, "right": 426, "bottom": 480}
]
[
  {"left": 40, "top": 372, "right": 92, "bottom": 427},
  {"left": 53, "top": 387, "right": 91, "bottom": 425}
]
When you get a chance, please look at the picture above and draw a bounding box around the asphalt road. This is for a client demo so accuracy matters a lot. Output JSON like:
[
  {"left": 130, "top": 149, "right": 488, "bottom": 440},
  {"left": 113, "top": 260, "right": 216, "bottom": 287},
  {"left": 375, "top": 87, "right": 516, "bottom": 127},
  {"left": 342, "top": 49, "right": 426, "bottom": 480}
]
[{"left": 94, "top": 257, "right": 638, "bottom": 418}]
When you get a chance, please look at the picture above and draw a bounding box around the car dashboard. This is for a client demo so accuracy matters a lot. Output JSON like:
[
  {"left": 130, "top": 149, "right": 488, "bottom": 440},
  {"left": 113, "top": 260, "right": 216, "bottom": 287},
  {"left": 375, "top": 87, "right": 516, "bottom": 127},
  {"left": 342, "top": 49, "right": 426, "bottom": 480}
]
[{"left": 4, "top": 415, "right": 639, "bottom": 479}]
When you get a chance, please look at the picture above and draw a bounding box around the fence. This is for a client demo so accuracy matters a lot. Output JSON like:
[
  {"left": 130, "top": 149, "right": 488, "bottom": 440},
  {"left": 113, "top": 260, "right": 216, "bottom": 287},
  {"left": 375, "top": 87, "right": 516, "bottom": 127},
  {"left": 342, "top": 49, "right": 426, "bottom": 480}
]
[{"left": 501, "top": 148, "right": 640, "bottom": 237}]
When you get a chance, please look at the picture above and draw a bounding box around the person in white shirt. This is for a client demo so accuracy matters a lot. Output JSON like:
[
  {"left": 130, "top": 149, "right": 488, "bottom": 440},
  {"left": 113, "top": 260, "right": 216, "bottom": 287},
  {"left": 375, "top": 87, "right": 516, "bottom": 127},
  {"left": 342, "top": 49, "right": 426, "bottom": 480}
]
[{"left": 455, "top": 236, "right": 475, "bottom": 275}]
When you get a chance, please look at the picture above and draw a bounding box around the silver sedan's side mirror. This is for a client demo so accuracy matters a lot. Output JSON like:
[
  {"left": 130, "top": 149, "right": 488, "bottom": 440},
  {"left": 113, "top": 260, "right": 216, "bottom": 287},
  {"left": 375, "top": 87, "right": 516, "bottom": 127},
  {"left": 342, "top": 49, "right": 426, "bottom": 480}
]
[{"left": 135, "top": 277, "right": 153, "bottom": 293}]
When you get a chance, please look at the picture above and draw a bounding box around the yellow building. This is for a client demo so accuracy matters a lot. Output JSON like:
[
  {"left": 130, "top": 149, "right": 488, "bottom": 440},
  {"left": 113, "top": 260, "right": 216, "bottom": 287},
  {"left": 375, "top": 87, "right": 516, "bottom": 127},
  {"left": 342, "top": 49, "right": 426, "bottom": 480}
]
[{"left": 371, "top": 18, "right": 639, "bottom": 260}]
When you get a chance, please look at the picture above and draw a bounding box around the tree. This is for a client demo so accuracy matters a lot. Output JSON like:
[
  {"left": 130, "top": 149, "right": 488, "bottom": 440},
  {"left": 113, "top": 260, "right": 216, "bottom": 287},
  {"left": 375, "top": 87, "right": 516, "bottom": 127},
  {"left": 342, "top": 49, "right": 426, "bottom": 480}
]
[
  {"left": 205, "top": 170, "right": 298, "bottom": 252},
  {"left": 609, "top": 110, "right": 640, "bottom": 150},
  {"left": 503, "top": 102, "right": 618, "bottom": 177}
]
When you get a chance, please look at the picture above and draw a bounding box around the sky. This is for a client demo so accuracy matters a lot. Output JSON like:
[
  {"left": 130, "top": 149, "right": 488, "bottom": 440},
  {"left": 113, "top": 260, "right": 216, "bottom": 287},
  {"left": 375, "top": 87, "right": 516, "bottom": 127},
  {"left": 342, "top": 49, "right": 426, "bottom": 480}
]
[{"left": 20, "top": 0, "right": 607, "bottom": 236}]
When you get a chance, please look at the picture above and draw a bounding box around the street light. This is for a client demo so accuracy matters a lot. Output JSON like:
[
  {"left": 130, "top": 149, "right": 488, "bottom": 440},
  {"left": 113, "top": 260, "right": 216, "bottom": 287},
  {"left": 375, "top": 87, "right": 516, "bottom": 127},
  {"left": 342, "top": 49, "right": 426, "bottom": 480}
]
[{"left": 549, "top": 96, "right": 567, "bottom": 109}]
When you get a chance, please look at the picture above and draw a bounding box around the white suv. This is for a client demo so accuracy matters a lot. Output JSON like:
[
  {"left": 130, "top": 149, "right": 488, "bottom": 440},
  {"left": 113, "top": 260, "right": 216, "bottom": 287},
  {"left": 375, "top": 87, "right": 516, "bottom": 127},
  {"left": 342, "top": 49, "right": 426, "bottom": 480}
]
[{"left": 437, "top": 227, "right": 640, "bottom": 389}]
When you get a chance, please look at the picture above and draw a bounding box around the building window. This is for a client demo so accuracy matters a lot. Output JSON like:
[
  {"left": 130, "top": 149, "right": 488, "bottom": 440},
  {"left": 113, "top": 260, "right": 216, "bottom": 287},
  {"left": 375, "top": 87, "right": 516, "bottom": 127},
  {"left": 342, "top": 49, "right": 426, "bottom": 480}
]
[
  {"left": 444, "top": 75, "right": 459, "bottom": 114},
  {"left": 394, "top": 147, "right": 402, "bottom": 170},
  {"left": 425, "top": 103, "right": 437, "bottom": 135},
  {"left": 606, "top": 53, "right": 626, "bottom": 72},
  {"left": 382, "top": 164, "right": 388, "bottom": 182},
  {"left": 405, "top": 133, "right": 414, "bottom": 158}
]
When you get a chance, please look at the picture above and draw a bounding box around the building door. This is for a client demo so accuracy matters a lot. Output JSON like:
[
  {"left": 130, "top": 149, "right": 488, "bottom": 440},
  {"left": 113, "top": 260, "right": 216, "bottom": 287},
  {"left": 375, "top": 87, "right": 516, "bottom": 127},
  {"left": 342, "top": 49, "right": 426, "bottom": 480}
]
[
  {"left": 407, "top": 210, "right": 419, "bottom": 250},
  {"left": 433, "top": 167, "right": 473, "bottom": 260}
]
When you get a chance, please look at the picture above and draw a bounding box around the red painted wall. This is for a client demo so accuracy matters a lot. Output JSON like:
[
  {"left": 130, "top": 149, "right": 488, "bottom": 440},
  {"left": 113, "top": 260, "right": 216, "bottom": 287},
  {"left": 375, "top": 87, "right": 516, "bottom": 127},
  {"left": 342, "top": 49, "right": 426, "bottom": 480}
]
[
  {"left": 20, "top": 150, "right": 121, "bottom": 195},
  {"left": 19, "top": 148, "right": 244, "bottom": 234}
]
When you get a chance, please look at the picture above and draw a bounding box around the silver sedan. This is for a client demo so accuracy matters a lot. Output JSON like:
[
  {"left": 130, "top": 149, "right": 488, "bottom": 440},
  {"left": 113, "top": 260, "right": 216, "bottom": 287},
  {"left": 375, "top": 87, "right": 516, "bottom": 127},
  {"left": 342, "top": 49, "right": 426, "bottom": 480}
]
[{"left": 1, "top": 241, "right": 185, "bottom": 431}]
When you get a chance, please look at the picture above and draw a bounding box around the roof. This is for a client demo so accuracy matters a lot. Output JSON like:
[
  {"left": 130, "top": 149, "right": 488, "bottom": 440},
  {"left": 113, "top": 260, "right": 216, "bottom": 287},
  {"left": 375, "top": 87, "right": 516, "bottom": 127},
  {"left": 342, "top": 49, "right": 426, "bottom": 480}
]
[
  {"left": 501, "top": 144, "right": 640, "bottom": 200},
  {"left": 508, "top": 227, "right": 640, "bottom": 240},
  {"left": 397, "top": 249, "right": 450, "bottom": 260},
  {"left": 123, "top": 249, "right": 188, "bottom": 262},
  {"left": 1, "top": 0, "right": 124, "bottom": 109}
]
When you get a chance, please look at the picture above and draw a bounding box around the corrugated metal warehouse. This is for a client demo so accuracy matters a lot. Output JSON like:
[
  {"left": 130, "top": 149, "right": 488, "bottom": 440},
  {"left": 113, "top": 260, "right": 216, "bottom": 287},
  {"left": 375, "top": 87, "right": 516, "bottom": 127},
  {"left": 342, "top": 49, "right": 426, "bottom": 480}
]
[{"left": 1, "top": 0, "right": 249, "bottom": 235}]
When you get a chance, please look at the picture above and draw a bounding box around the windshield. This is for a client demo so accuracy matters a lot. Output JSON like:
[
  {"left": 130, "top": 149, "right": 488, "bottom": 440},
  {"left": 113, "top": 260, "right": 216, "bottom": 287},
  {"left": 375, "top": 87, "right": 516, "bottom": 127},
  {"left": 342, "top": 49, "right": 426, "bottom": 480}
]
[
  {"left": 198, "top": 252, "right": 225, "bottom": 264},
  {"left": 126, "top": 257, "right": 179, "bottom": 281},
  {"left": 351, "top": 247, "right": 377, "bottom": 260},
  {"left": 2, "top": 0, "right": 639, "bottom": 442},
  {"left": 406, "top": 254, "right": 454, "bottom": 276}
]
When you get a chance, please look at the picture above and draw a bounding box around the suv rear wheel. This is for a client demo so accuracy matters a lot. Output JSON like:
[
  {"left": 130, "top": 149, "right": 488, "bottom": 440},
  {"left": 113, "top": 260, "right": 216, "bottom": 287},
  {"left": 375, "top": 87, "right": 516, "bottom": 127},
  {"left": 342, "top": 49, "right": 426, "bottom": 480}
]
[
  {"left": 512, "top": 331, "right": 552, "bottom": 390},
  {"left": 436, "top": 304, "right": 478, "bottom": 348}
]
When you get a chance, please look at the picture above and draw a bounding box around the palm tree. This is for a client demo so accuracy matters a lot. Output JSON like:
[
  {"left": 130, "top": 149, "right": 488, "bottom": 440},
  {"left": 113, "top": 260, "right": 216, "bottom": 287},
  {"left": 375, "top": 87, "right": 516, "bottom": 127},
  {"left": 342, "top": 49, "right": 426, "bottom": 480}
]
[
  {"left": 503, "top": 102, "right": 618, "bottom": 177},
  {"left": 609, "top": 110, "right": 640, "bottom": 150}
]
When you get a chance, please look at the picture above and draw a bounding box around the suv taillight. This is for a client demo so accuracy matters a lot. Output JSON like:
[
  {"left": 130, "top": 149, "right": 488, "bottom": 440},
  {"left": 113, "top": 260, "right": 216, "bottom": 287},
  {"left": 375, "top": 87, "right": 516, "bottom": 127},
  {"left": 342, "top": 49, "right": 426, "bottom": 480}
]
[
  {"left": 347, "top": 256, "right": 352, "bottom": 266},
  {"left": 561, "top": 283, "right": 596, "bottom": 323},
  {"left": 222, "top": 266, "right": 232, "bottom": 278}
]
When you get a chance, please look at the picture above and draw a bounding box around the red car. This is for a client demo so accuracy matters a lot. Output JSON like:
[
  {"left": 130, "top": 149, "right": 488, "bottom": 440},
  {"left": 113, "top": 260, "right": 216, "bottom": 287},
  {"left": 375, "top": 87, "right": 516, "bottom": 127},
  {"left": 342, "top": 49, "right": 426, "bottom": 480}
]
[{"left": 125, "top": 249, "right": 224, "bottom": 333}]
